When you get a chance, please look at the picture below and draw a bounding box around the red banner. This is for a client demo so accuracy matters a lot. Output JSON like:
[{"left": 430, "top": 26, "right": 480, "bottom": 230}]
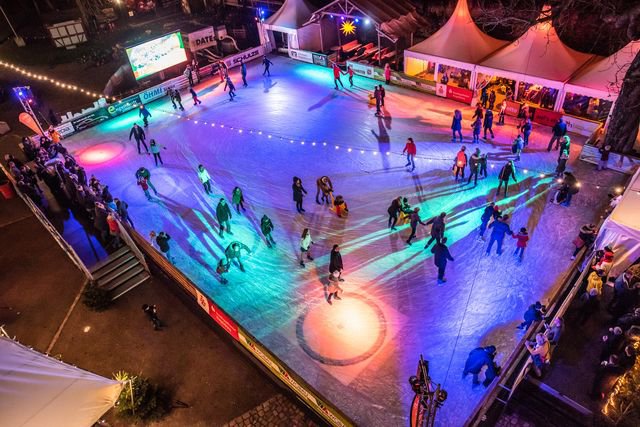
[
  {"left": 505, "top": 100, "right": 521, "bottom": 117},
  {"left": 207, "top": 300, "right": 239, "bottom": 340},
  {"left": 532, "top": 107, "right": 563, "bottom": 127},
  {"left": 446, "top": 85, "right": 473, "bottom": 104}
]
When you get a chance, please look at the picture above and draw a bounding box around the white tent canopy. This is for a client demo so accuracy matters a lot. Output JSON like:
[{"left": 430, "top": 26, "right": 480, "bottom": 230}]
[
  {"left": 476, "top": 9, "right": 595, "bottom": 90},
  {"left": 564, "top": 41, "right": 640, "bottom": 101},
  {"left": 404, "top": 0, "right": 508, "bottom": 70},
  {"left": 263, "top": 0, "right": 316, "bottom": 35},
  {"left": 596, "top": 167, "right": 640, "bottom": 277},
  {"left": 0, "top": 337, "right": 123, "bottom": 427}
]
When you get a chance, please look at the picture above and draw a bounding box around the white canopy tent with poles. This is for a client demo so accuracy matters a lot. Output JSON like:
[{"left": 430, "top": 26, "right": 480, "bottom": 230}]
[
  {"left": 0, "top": 336, "right": 123, "bottom": 427},
  {"left": 262, "top": 0, "right": 318, "bottom": 51}
]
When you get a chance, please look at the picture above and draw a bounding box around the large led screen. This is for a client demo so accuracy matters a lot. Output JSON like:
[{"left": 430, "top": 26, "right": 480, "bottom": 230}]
[{"left": 126, "top": 32, "right": 187, "bottom": 80}]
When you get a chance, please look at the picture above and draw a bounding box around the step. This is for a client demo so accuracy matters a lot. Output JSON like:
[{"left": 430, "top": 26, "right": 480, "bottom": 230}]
[
  {"left": 92, "top": 253, "right": 136, "bottom": 280},
  {"left": 90, "top": 246, "right": 131, "bottom": 273},
  {"left": 95, "top": 257, "right": 140, "bottom": 285},
  {"left": 110, "top": 271, "right": 150, "bottom": 300},
  {"left": 98, "top": 264, "right": 146, "bottom": 292}
]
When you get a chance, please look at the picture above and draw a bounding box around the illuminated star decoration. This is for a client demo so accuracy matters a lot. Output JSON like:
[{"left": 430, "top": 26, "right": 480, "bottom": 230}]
[{"left": 341, "top": 20, "right": 356, "bottom": 36}]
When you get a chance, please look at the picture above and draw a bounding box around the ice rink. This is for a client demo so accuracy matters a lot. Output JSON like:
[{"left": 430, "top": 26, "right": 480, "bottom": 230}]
[{"left": 65, "top": 56, "right": 621, "bottom": 426}]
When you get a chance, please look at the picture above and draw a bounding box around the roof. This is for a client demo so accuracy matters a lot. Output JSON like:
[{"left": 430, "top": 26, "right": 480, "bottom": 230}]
[
  {"left": 0, "top": 337, "right": 123, "bottom": 427},
  {"left": 564, "top": 41, "right": 640, "bottom": 100},
  {"left": 405, "top": 0, "right": 508, "bottom": 68},
  {"left": 308, "top": 0, "right": 427, "bottom": 41},
  {"left": 264, "top": 0, "right": 316, "bottom": 33},
  {"left": 476, "top": 7, "right": 594, "bottom": 89}
]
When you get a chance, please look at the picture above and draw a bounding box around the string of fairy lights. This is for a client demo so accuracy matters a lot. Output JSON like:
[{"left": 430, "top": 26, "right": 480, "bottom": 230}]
[
  {"left": 0, "top": 59, "right": 117, "bottom": 101},
  {"left": 156, "top": 108, "right": 626, "bottom": 194}
]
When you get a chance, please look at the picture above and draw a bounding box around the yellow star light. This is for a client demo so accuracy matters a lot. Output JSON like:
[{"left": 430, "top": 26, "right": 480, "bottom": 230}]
[{"left": 341, "top": 20, "right": 356, "bottom": 36}]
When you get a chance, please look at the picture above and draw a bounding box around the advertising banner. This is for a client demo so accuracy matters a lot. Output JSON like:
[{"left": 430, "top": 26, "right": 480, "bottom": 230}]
[
  {"left": 446, "top": 86, "right": 473, "bottom": 104},
  {"left": 224, "top": 45, "right": 265, "bottom": 69},
  {"left": 195, "top": 289, "right": 240, "bottom": 340},
  {"left": 288, "top": 48, "right": 313, "bottom": 64},
  {"left": 187, "top": 27, "right": 216, "bottom": 52},
  {"left": 346, "top": 61, "right": 373, "bottom": 79},
  {"left": 505, "top": 100, "right": 521, "bottom": 117},
  {"left": 55, "top": 121, "right": 75, "bottom": 138},
  {"left": 106, "top": 94, "right": 141, "bottom": 117},
  {"left": 140, "top": 85, "right": 168, "bottom": 104},
  {"left": 531, "top": 107, "right": 562, "bottom": 127},
  {"left": 312, "top": 53, "right": 328, "bottom": 67},
  {"left": 71, "top": 108, "right": 110, "bottom": 132},
  {"left": 564, "top": 115, "right": 602, "bottom": 137},
  {"left": 435, "top": 83, "right": 447, "bottom": 98}
]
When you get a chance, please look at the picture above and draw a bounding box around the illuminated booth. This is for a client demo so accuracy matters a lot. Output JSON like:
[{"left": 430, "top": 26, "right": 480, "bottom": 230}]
[
  {"left": 262, "top": 0, "right": 319, "bottom": 52},
  {"left": 304, "top": 0, "right": 426, "bottom": 69},
  {"left": 404, "top": 0, "right": 507, "bottom": 104},
  {"left": 474, "top": 8, "right": 594, "bottom": 124}
]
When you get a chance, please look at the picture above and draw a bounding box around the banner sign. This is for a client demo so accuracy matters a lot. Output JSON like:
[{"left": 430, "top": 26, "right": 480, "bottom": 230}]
[
  {"left": 563, "top": 115, "right": 602, "bottom": 137},
  {"left": 195, "top": 289, "right": 239, "bottom": 340},
  {"left": 224, "top": 45, "right": 265, "bottom": 69},
  {"left": 531, "top": 107, "right": 563, "bottom": 127},
  {"left": 55, "top": 121, "right": 75, "bottom": 137},
  {"left": 346, "top": 60, "right": 373, "bottom": 78},
  {"left": 579, "top": 144, "right": 640, "bottom": 174},
  {"left": 106, "top": 94, "right": 141, "bottom": 117},
  {"left": 71, "top": 108, "right": 110, "bottom": 132},
  {"left": 289, "top": 48, "right": 313, "bottom": 64},
  {"left": 435, "top": 83, "right": 447, "bottom": 98},
  {"left": 187, "top": 27, "right": 216, "bottom": 52},
  {"left": 312, "top": 53, "right": 328, "bottom": 67},
  {"left": 505, "top": 100, "right": 521, "bottom": 117},
  {"left": 446, "top": 85, "right": 473, "bottom": 104},
  {"left": 140, "top": 85, "right": 168, "bottom": 104}
]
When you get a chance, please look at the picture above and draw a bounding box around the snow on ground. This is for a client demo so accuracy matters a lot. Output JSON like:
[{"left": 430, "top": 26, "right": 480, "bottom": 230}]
[{"left": 65, "top": 56, "right": 622, "bottom": 426}]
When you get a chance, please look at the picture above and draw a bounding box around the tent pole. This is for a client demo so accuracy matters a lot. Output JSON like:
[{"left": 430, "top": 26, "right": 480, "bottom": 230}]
[
  {"left": 377, "top": 31, "right": 381, "bottom": 67},
  {"left": 553, "top": 88, "right": 565, "bottom": 112},
  {"left": 319, "top": 21, "right": 324, "bottom": 53},
  {"left": 433, "top": 62, "right": 439, "bottom": 84}
]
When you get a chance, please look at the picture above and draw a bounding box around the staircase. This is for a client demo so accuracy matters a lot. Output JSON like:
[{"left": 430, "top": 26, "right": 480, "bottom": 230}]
[{"left": 90, "top": 246, "right": 150, "bottom": 300}]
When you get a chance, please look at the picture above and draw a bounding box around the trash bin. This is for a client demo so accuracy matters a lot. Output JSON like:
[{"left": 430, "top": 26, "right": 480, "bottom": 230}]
[{"left": 0, "top": 181, "right": 16, "bottom": 199}]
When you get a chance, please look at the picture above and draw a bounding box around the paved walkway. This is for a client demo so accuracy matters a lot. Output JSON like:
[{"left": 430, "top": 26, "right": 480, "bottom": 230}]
[{"left": 224, "top": 394, "right": 319, "bottom": 427}]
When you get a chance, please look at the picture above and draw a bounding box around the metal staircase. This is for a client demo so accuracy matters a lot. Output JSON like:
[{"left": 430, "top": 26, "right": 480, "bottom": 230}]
[{"left": 90, "top": 246, "right": 150, "bottom": 300}]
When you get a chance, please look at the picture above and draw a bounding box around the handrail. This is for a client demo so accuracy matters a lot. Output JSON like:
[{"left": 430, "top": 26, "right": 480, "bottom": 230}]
[{"left": 0, "top": 164, "right": 94, "bottom": 281}]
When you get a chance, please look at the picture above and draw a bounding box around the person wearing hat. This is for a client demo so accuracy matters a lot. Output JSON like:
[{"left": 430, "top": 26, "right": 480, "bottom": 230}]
[
  {"left": 463, "top": 345, "right": 499, "bottom": 387},
  {"left": 517, "top": 301, "right": 546, "bottom": 330}
]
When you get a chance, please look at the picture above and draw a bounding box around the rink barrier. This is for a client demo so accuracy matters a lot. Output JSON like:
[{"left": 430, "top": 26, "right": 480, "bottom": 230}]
[{"left": 127, "top": 228, "right": 354, "bottom": 427}]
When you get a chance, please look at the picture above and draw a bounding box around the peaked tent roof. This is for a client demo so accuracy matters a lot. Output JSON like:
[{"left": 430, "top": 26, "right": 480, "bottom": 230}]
[
  {"left": 476, "top": 8, "right": 595, "bottom": 89},
  {"left": 405, "top": 0, "right": 508, "bottom": 68},
  {"left": 0, "top": 337, "right": 123, "bottom": 427},
  {"left": 264, "top": 0, "right": 316, "bottom": 34},
  {"left": 565, "top": 41, "right": 640, "bottom": 100}
]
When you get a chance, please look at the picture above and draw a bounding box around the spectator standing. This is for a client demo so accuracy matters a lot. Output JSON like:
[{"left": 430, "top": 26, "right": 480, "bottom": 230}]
[
  {"left": 156, "top": 231, "right": 175, "bottom": 263},
  {"left": 547, "top": 118, "right": 567, "bottom": 151},
  {"left": 115, "top": 198, "right": 134, "bottom": 228},
  {"left": 597, "top": 144, "right": 612, "bottom": 171}
]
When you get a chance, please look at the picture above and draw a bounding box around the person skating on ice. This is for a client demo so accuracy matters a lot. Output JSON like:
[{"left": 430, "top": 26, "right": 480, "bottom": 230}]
[
  {"left": 170, "top": 88, "right": 184, "bottom": 111},
  {"left": 189, "top": 87, "right": 202, "bottom": 105},
  {"left": 292, "top": 176, "right": 307, "bottom": 213},
  {"left": 332, "top": 62, "right": 344, "bottom": 90},
  {"left": 453, "top": 146, "right": 468, "bottom": 182},
  {"left": 512, "top": 135, "right": 524, "bottom": 162},
  {"left": 406, "top": 207, "right": 427, "bottom": 245},
  {"left": 240, "top": 59, "right": 248, "bottom": 87},
  {"left": 224, "top": 76, "right": 236, "bottom": 100},
  {"left": 479, "top": 153, "right": 488, "bottom": 178},
  {"left": 216, "top": 257, "right": 230, "bottom": 284},
  {"left": 512, "top": 227, "right": 529, "bottom": 262},
  {"left": 299, "top": 228, "right": 314, "bottom": 267},
  {"left": 403, "top": 137, "right": 417, "bottom": 171},
  {"left": 135, "top": 167, "right": 158, "bottom": 195},
  {"left": 497, "top": 100, "right": 506, "bottom": 125},
  {"left": 156, "top": 231, "right": 175, "bottom": 263},
  {"left": 379, "top": 85, "right": 386, "bottom": 106},
  {"left": 472, "top": 103, "right": 484, "bottom": 121},
  {"left": 262, "top": 55, "right": 273, "bottom": 76},
  {"left": 225, "top": 241, "right": 251, "bottom": 272},
  {"left": 216, "top": 198, "right": 233, "bottom": 238},
  {"left": 149, "top": 139, "right": 165, "bottom": 166},
  {"left": 197, "top": 164, "right": 212, "bottom": 195},
  {"left": 129, "top": 123, "right": 149, "bottom": 155},
  {"left": 326, "top": 271, "right": 343, "bottom": 305},
  {"left": 232, "top": 186, "right": 246, "bottom": 213},
  {"left": 486, "top": 214, "right": 513, "bottom": 255},
  {"left": 483, "top": 108, "right": 495, "bottom": 139},
  {"left": 329, "top": 244, "right": 345, "bottom": 281},
  {"left": 374, "top": 86, "right": 382, "bottom": 116},
  {"left": 387, "top": 196, "right": 402, "bottom": 230},
  {"left": 424, "top": 212, "right": 447, "bottom": 249},
  {"left": 260, "top": 214, "right": 276, "bottom": 248},
  {"left": 432, "top": 237, "right": 454, "bottom": 284},
  {"left": 471, "top": 117, "right": 481, "bottom": 144},
  {"left": 497, "top": 160, "right": 517, "bottom": 198},
  {"left": 467, "top": 148, "right": 481, "bottom": 186},
  {"left": 315, "top": 176, "right": 333, "bottom": 205},
  {"left": 478, "top": 202, "right": 500, "bottom": 240},
  {"left": 347, "top": 65, "right": 354, "bottom": 87},
  {"left": 139, "top": 104, "right": 152, "bottom": 127},
  {"left": 333, "top": 195, "right": 348, "bottom": 218}
]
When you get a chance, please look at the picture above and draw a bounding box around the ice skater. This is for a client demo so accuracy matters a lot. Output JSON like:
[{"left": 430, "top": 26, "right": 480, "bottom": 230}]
[
  {"left": 347, "top": 65, "right": 354, "bottom": 87},
  {"left": 454, "top": 146, "right": 467, "bottom": 182},
  {"left": 262, "top": 55, "right": 273, "bottom": 76},
  {"left": 512, "top": 135, "right": 524, "bottom": 161},
  {"left": 512, "top": 227, "right": 529, "bottom": 262},
  {"left": 496, "top": 160, "right": 517, "bottom": 198},
  {"left": 471, "top": 117, "right": 481, "bottom": 144},
  {"left": 115, "top": 198, "right": 134, "bottom": 229},
  {"left": 479, "top": 153, "right": 488, "bottom": 178},
  {"left": 403, "top": 137, "right": 417, "bottom": 171},
  {"left": 472, "top": 103, "right": 484, "bottom": 121},
  {"left": 374, "top": 86, "right": 382, "bottom": 116},
  {"left": 379, "top": 85, "right": 386, "bottom": 106},
  {"left": 149, "top": 139, "right": 164, "bottom": 166},
  {"left": 333, "top": 195, "right": 348, "bottom": 218},
  {"left": 432, "top": 237, "right": 454, "bottom": 284},
  {"left": 137, "top": 176, "right": 152, "bottom": 200},
  {"left": 240, "top": 59, "right": 248, "bottom": 87},
  {"left": 232, "top": 186, "right": 246, "bottom": 213},
  {"left": 216, "top": 257, "right": 230, "bottom": 284},
  {"left": 299, "top": 228, "right": 314, "bottom": 267},
  {"left": 156, "top": 231, "right": 175, "bottom": 263},
  {"left": 189, "top": 87, "right": 202, "bottom": 105},
  {"left": 129, "top": 123, "right": 149, "bottom": 155},
  {"left": 216, "top": 198, "right": 233, "bottom": 238},
  {"left": 316, "top": 176, "right": 333, "bottom": 204},
  {"left": 424, "top": 212, "right": 447, "bottom": 249},
  {"left": 292, "top": 176, "right": 307, "bottom": 213},
  {"left": 521, "top": 118, "right": 532, "bottom": 147},
  {"left": 498, "top": 100, "right": 506, "bottom": 125},
  {"left": 486, "top": 214, "right": 513, "bottom": 256},
  {"left": 387, "top": 196, "right": 402, "bottom": 230},
  {"left": 170, "top": 88, "right": 184, "bottom": 110},
  {"left": 463, "top": 346, "right": 499, "bottom": 387},
  {"left": 406, "top": 207, "right": 427, "bottom": 245},
  {"left": 478, "top": 202, "right": 499, "bottom": 240},
  {"left": 260, "top": 214, "right": 276, "bottom": 248},
  {"left": 332, "top": 62, "right": 345, "bottom": 90},
  {"left": 224, "top": 76, "right": 236, "bottom": 100},
  {"left": 329, "top": 244, "right": 345, "bottom": 281},
  {"left": 197, "top": 164, "right": 212, "bottom": 195},
  {"left": 326, "top": 271, "right": 343, "bottom": 305},
  {"left": 547, "top": 118, "right": 567, "bottom": 151},
  {"left": 555, "top": 149, "right": 569, "bottom": 177},
  {"left": 225, "top": 241, "right": 251, "bottom": 272},
  {"left": 467, "top": 148, "right": 481, "bottom": 186},
  {"left": 139, "top": 104, "right": 152, "bottom": 127},
  {"left": 384, "top": 63, "right": 391, "bottom": 84},
  {"left": 483, "top": 109, "right": 494, "bottom": 139},
  {"left": 135, "top": 167, "right": 158, "bottom": 195}
]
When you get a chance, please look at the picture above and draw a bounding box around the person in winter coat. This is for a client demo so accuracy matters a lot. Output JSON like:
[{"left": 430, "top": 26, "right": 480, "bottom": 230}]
[
  {"left": 424, "top": 212, "right": 447, "bottom": 249},
  {"left": 512, "top": 135, "right": 524, "bottom": 161},
  {"left": 597, "top": 144, "right": 612, "bottom": 171},
  {"left": 347, "top": 65, "right": 355, "bottom": 87},
  {"left": 232, "top": 186, "right": 246, "bottom": 213},
  {"left": 139, "top": 104, "right": 152, "bottom": 127},
  {"left": 224, "top": 76, "right": 236, "bottom": 100},
  {"left": 498, "top": 100, "right": 507, "bottom": 125},
  {"left": 488, "top": 90, "right": 496, "bottom": 110},
  {"left": 316, "top": 176, "right": 333, "bottom": 205},
  {"left": 463, "top": 345, "right": 499, "bottom": 387},
  {"left": 384, "top": 63, "right": 391, "bottom": 84},
  {"left": 480, "top": 87, "right": 488, "bottom": 107},
  {"left": 432, "top": 237, "right": 454, "bottom": 283},
  {"left": 560, "top": 171, "right": 579, "bottom": 207},
  {"left": 129, "top": 123, "right": 149, "bottom": 155},
  {"left": 486, "top": 214, "right": 513, "bottom": 255},
  {"left": 483, "top": 109, "right": 494, "bottom": 139},
  {"left": 451, "top": 110, "right": 463, "bottom": 142},
  {"left": 555, "top": 149, "right": 569, "bottom": 177},
  {"left": 189, "top": 87, "right": 202, "bottom": 105},
  {"left": 547, "top": 118, "right": 567, "bottom": 151},
  {"left": 299, "top": 228, "right": 314, "bottom": 267},
  {"left": 454, "top": 146, "right": 468, "bottom": 181},
  {"left": 587, "top": 269, "right": 604, "bottom": 295},
  {"left": 471, "top": 117, "right": 482, "bottom": 144},
  {"left": 379, "top": 85, "right": 386, "bottom": 106},
  {"left": 216, "top": 257, "right": 230, "bottom": 284},
  {"left": 525, "top": 333, "right": 550, "bottom": 377},
  {"left": 373, "top": 86, "right": 382, "bottom": 116},
  {"left": 216, "top": 198, "right": 233, "bottom": 238},
  {"left": 571, "top": 223, "right": 597, "bottom": 259},
  {"left": 468, "top": 148, "right": 481, "bottom": 186},
  {"left": 327, "top": 270, "right": 343, "bottom": 305},
  {"left": 149, "top": 139, "right": 164, "bottom": 166},
  {"left": 115, "top": 198, "right": 134, "bottom": 228},
  {"left": 260, "top": 215, "right": 276, "bottom": 248},
  {"left": 517, "top": 301, "right": 546, "bottom": 330},
  {"left": 403, "top": 137, "right": 417, "bottom": 171},
  {"left": 240, "top": 59, "right": 248, "bottom": 87},
  {"left": 329, "top": 244, "right": 345, "bottom": 281},
  {"left": 512, "top": 227, "right": 529, "bottom": 261},
  {"left": 479, "top": 153, "right": 488, "bottom": 178},
  {"left": 387, "top": 196, "right": 402, "bottom": 230},
  {"left": 333, "top": 195, "right": 348, "bottom": 217},
  {"left": 170, "top": 88, "right": 184, "bottom": 110},
  {"left": 225, "top": 241, "right": 251, "bottom": 272},
  {"left": 521, "top": 119, "right": 532, "bottom": 147},
  {"left": 559, "top": 135, "right": 571, "bottom": 155},
  {"left": 106, "top": 213, "right": 121, "bottom": 248},
  {"left": 478, "top": 202, "right": 498, "bottom": 239},
  {"left": 292, "top": 177, "right": 307, "bottom": 213},
  {"left": 137, "top": 176, "right": 152, "bottom": 200},
  {"left": 472, "top": 104, "right": 484, "bottom": 120},
  {"left": 497, "top": 161, "right": 517, "bottom": 197},
  {"left": 332, "top": 63, "right": 345, "bottom": 90},
  {"left": 156, "top": 231, "right": 175, "bottom": 263},
  {"left": 135, "top": 167, "right": 158, "bottom": 195},
  {"left": 262, "top": 56, "right": 273, "bottom": 76},
  {"left": 197, "top": 164, "right": 212, "bottom": 195},
  {"left": 406, "top": 207, "right": 427, "bottom": 245}
]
